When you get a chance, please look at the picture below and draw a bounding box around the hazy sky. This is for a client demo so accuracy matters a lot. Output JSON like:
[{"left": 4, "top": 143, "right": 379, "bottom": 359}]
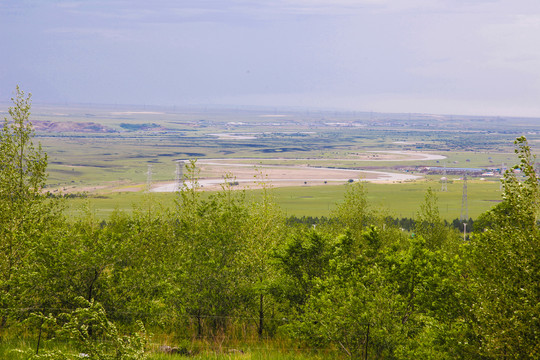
[{"left": 1, "top": 0, "right": 540, "bottom": 117}]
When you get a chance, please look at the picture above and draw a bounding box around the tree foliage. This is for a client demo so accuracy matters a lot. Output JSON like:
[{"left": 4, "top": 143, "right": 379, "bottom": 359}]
[
  {"left": 0, "top": 87, "right": 62, "bottom": 329},
  {"left": 467, "top": 136, "right": 540, "bottom": 358},
  {"left": 26, "top": 298, "right": 147, "bottom": 360}
]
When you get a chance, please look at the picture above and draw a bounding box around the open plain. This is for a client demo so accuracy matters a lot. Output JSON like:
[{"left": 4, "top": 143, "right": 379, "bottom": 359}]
[{"left": 7, "top": 103, "right": 537, "bottom": 220}]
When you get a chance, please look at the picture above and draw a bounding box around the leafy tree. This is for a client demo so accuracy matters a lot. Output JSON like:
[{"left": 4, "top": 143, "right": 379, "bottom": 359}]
[
  {"left": 28, "top": 202, "right": 173, "bottom": 331},
  {"left": 386, "top": 235, "right": 473, "bottom": 359},
  {"left": 24, "top": 206, "right": 124, "bottom": 326},
  {"left": 330, "top": 182, "right": 371, "bottom": 238},
  {"left": 414, "top": 188, "right": 457, "bottom": 251},
  {"left": 286, "top": 191, "right": 471, "bottom": 359},
  {"left": 467, "top": 136, "right": 540, "bottom": 358},
  {"left": 272, "top": 229, "right": 332, "bottom": 313},
  {"left": 288, "top": 228, "right": 402, "bottom": 359},
  {"left": 241, "top": 179, "right": 286, "bottom": 338},
  {"left": 0, "top": 86, "right": 47, "bottom": 200},
  {"left": 170, "top": 167, "right": 251, "bottom": 337},
  {"left": 105, "top": 203, "right": 174, "bottom": 325},
  {"left": 0, "top": 87, "right": 61, "bottom": 329}
]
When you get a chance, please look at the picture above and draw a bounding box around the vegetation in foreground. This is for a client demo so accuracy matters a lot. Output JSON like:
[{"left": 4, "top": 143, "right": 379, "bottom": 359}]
[{"left": 2, "top": 89, "right": 540, "bottom": 359}]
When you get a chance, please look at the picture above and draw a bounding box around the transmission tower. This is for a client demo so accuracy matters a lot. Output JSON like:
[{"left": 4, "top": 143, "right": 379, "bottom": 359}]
[
  {"left": 146, "top": 164, "right": 153, "bottom": 192},
  {"left": 460, "top": 174, "right": 468, "bottom": 221},
  {"left": 441, "top": 163, "right": 447, "bottom": 192},
  {"left": 175, "top": 161, "right": 184, "bottom": 191}
]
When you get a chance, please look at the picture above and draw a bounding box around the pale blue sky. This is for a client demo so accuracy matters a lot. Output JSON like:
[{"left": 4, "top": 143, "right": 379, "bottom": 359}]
[{"left": 1, "top": 0, "right": 540, "bottom": 116}]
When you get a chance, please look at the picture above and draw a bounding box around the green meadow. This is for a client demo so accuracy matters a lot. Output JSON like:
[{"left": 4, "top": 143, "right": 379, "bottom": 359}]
[{"left": 64, "top": 178, "right": 502, "bottom": 221}]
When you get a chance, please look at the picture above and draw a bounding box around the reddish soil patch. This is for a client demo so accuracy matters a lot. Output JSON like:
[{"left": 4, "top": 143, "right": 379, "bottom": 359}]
[{"left": 33, "top": 121, "right": 116, "bottom": 133}]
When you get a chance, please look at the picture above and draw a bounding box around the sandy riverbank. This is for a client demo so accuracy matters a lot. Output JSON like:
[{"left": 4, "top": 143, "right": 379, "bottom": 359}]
[{"left": 150, "top": 151, "right": 439, "bottom": 192}]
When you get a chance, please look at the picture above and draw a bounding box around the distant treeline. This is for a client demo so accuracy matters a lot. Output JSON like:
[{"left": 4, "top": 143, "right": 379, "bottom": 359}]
[
  {"left": 287, "top": 215, "right": 475, "bottom": 233},
  {"left": 46, "top": 191, "right": 89, "bottom": 199}
]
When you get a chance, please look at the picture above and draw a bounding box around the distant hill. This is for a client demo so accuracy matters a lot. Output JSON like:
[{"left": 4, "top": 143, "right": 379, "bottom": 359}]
[{"left": 33, "top": 120, "right": 116, "bottom": 133}]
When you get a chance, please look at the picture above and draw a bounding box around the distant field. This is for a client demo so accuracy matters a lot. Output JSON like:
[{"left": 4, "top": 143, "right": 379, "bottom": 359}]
[
  {"left": 269, "top": 179, "right": 501, "bottom": 220},
  {"left": 64, "top": 178, "right": 502, "bottom": 221},
  {"left": 8, "top": 103, "right": 532, "bottom": 220},
  {"left": 27, "top": 105, "right": 533, "bottom": 191}
]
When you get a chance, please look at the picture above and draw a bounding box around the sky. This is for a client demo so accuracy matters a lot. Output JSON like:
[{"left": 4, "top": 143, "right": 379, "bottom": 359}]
[{"left": 1, "top": 0, "right": 540, "bottom": 117}]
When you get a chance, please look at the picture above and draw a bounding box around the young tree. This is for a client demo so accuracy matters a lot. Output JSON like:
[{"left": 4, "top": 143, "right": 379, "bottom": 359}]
[
  {"left": 331, "top": 182, "right": 371, "bottom": 238},
  {"left": 468, "top": 136, "right": 540, "bottom": 358},
  {"left": 241, "top": 178, "right": 286, "bottom": 338},
  {"left": 273, "top": 229, "right": 332, "bottom": 312},
  {"left": 288, "top": 228, "right": 403, "bottom": 359},
  {"left": 169, "top": 167, "right": 252, "bottom": 337},
  {"left": 286, "top": 193, "right": 470, "bottom": 359},
  {"left": 414, "top": 188, "right": 459, "bottom": 251},
  {"left": 0, "top": 87, "right": 61, "bottom": 328},
  {"left": 0, "top": 86, "right": 47, "bottom": 199}
]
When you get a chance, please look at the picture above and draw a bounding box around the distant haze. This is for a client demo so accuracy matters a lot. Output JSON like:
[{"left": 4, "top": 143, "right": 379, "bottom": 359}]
[{"left": 1, "top": 0, "right": 540, "bottom": 117}]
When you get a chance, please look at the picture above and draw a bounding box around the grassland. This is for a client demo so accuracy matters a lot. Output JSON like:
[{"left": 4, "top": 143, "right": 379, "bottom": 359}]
[
  {"left": 1, "top": 103, "right": 536, "bottom": 220},
  {"left": 63, "top": 178, "right": 502, "bottom": 221}
]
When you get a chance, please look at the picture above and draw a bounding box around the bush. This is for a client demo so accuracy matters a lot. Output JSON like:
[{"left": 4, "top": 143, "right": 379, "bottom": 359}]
[{"left": 24, "top": 298, "right": 147, "bottom": 360}]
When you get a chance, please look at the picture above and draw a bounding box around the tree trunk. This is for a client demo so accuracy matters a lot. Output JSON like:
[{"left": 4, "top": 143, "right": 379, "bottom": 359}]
[
  {"left": 197, "top": 309, "right": 202, "bottom": 339},
  {"left": 258, "top": 293, "right": 264, "bottom": 338},
  {"left": 36, "top": 317, "right": 44, "bottom": 355},
  {"left": 87, "top": 269, "right": 99, "bottom": 302},
  {"left": 364, "top": 322, "right": 370, "bottom": 360}
]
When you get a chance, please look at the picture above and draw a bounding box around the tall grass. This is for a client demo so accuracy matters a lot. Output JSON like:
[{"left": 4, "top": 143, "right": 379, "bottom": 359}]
[{"left": 0, "top": 336, "right": 336, "bottom": 360}]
